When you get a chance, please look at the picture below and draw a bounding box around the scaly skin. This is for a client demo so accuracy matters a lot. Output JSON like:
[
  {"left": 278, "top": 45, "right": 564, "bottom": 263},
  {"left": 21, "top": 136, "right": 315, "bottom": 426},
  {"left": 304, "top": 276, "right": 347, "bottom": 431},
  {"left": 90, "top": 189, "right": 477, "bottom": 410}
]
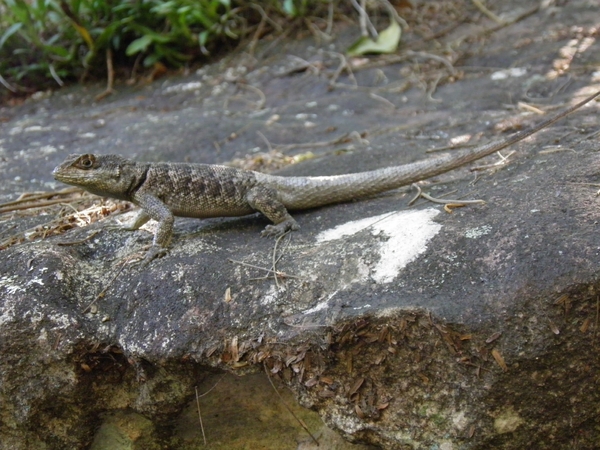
[{"left": 53, "top": 90, "right": 600, "bottom": 262}]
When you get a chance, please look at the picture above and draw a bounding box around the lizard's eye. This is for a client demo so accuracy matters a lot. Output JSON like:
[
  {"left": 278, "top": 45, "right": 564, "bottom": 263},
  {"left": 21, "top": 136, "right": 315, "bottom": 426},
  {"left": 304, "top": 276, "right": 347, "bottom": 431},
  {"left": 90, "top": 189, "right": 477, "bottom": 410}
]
[{"left": 77, "top": 155, "right": 95, "bottom": 169}]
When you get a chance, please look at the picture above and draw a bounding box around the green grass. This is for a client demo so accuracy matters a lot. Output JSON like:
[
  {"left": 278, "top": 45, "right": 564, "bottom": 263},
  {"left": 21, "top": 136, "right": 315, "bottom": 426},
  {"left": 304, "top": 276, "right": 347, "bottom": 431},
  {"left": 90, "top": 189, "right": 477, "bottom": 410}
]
[{"left": 0, "top": 0, "right": 331, "bottom": 93}]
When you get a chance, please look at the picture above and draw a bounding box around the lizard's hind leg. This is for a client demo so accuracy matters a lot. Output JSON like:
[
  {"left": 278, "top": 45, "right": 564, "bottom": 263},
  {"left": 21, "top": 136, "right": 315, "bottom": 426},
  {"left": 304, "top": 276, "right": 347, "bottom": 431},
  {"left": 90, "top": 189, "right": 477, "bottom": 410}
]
[{"left": 245, "top": 186, "right": 300, "bottom": 237}]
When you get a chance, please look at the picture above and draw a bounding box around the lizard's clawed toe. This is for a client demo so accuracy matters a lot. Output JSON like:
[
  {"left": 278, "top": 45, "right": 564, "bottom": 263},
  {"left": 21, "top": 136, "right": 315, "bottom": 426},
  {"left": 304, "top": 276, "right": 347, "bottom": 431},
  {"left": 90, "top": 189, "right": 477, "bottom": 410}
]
[
  {"left": 261, "top": 220, "right": 300, "bottom": 238},
  {"left": 134, "top": 245, "right": 168, "bottom": 268}
]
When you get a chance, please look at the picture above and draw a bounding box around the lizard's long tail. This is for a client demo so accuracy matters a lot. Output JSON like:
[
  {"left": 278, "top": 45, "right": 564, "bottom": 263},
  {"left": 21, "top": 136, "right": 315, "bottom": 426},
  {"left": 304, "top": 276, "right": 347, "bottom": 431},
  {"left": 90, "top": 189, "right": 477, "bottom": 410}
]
[{"left": 270, "top": 90, "right": 600, "bottom": 210}]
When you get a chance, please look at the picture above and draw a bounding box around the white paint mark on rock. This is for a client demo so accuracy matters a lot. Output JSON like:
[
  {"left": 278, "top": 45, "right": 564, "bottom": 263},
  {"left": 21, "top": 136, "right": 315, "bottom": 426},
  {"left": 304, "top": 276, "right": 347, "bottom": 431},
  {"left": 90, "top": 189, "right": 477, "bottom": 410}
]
[{"left": 316, "top": 209, "right": 442, "bottom": 283}]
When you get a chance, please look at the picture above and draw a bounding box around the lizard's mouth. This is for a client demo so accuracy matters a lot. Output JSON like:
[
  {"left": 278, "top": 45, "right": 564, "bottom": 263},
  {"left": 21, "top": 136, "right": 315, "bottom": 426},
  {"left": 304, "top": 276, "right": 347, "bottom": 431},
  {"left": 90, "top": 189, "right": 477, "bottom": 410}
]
[
  {"left": 52, "top": 167, "right": 91, "bottom": 185},
  {"left": 52, "top": 168, "right": 72, "bottom": 183},
  {"left": 52, "top": 168, "right": 66, "bottom": 181}
]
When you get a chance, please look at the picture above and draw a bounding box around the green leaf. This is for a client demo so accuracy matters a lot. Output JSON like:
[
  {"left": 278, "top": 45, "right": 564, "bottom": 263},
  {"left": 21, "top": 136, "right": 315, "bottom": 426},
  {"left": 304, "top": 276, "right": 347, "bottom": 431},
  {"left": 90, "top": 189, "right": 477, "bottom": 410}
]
[
  {"left": 126, "top": 34, "right": 153, "bottom": 56},
  {"left": 198, "top": 30, "right": 210, "bottom": 47},
  {"left": 71, "top": 0, "right": 82, "bottom": 14},
  {"left": 127, "top": 24, "right": 172, "bottom": 43},
  {"left": 190, "top": 10, "right": 215, "bottom": 29},
  {"left": 112, "top": 3, "right": 132, "bottom": 13},
  {"left": 112, "top": 34, "right": 121, "bottom": 51},
  {"left": 10, "top": 0, "right": 34, "bottom": 28},
  {"left": 94, "top": 20, "right": 126, "bottom": 49},
  {"left": 150, "top": 1, "right": 175, "bottom": 15},
  {"left": 282, "top": 0, "right": 297, "bottom": 17},
  {"left": 143, "top": 53, "right": 161, "bottom": 67},
  {"left": 0, "top": 23, "right": 23, "bottom": 49},
  {"left": 347, "top": 20, "right": 402, "bottom": 57},
  {"left": 42, "top": 44, "right": 71, "bottom": 58}
]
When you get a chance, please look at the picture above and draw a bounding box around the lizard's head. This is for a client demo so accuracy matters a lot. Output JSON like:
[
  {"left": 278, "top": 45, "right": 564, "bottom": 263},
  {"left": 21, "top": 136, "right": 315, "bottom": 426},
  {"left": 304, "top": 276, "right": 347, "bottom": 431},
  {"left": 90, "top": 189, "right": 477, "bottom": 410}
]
[{"left": 53, "top": 153, "right": 140, "bottom": 199}]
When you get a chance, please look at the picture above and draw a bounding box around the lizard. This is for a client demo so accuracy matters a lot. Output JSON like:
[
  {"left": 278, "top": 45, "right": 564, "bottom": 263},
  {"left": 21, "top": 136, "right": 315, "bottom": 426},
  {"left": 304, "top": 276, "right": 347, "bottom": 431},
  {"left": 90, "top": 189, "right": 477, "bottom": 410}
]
[{"left": 53, "top": 89, "right": 600, "bottom": 263}]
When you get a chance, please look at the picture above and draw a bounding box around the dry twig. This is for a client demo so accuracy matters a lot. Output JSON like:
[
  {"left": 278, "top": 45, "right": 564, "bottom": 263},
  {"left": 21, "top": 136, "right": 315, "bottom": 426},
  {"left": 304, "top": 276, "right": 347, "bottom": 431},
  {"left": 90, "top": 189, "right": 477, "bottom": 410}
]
[
  {"left": 195, "top": 386, "right": 207, "bottom": 446},
  {"left": 95, "top": 48, "right": 116, "bottom": 101},
  {"left": 471, "top": 0, "right": 505, "bottom": 25},
  {"left": 263, "top": 362, "right": 319, "bottom": 446}
]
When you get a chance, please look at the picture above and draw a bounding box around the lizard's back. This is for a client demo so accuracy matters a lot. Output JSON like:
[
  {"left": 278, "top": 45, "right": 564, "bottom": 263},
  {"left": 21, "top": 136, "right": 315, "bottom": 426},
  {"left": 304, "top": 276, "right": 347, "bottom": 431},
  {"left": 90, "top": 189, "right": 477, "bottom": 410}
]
[{"left": 145, "top": 163, "right": 259, "bottom": 218}]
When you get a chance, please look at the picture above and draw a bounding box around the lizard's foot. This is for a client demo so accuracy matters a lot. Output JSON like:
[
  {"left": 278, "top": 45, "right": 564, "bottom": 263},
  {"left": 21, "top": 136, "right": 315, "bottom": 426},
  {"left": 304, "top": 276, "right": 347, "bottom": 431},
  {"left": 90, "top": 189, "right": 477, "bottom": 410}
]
[
  {"left": 261, "top": 219, "right": 300, "bottom": 238},
  {"left": 134, "top": 245, "right": 168, "bottom": 268}
]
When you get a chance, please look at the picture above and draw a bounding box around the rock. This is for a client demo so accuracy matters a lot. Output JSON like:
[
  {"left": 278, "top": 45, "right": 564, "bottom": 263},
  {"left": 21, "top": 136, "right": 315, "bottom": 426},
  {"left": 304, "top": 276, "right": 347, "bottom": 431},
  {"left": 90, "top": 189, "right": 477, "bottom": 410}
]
[{"left": 1, "top": 1, "right": 600, "bottom": 448}]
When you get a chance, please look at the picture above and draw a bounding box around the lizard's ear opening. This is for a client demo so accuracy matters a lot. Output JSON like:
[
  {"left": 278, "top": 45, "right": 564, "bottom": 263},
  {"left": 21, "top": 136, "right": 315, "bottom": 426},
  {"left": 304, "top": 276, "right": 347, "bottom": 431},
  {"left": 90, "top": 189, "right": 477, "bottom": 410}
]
[{"left": 75, "top": 154, "right": 96, "bottom": 170}]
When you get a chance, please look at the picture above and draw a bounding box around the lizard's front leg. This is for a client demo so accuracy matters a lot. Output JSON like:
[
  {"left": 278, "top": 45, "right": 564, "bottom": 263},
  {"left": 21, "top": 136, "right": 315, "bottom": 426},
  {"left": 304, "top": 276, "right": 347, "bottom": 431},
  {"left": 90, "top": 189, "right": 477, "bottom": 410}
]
[
  {"left": 246, "top": 186, "right": 299, "bottom": 237},
  {"left": 132, "top": 191, "right": 174, "bottom": 263}
]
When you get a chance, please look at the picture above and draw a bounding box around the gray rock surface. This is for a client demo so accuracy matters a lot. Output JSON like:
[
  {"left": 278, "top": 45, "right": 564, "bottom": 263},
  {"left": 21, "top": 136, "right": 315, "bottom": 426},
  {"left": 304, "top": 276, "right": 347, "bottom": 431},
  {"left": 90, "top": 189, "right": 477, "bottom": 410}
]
[{"left": 1, "top": 1, "right": 600, "bottom": 448}]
